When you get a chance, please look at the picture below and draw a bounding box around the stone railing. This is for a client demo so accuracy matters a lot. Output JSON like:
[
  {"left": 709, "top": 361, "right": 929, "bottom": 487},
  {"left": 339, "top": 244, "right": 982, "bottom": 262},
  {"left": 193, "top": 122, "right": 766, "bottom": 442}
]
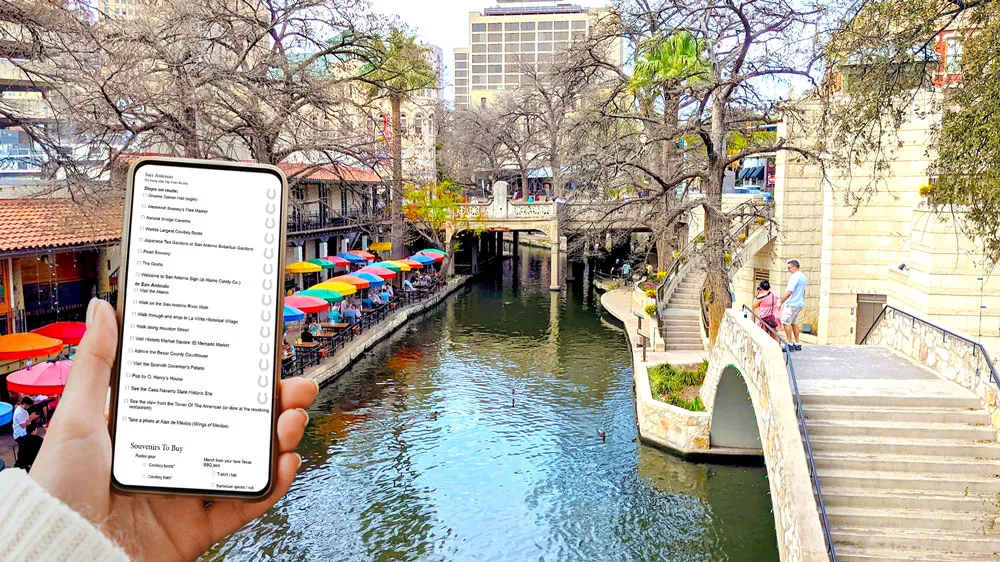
[
  {"left": 701, "top": 310, "right": 829, "bottom": 562},
  {"left": 862, "top": 306, "right": 1000, "bottom": 437}
]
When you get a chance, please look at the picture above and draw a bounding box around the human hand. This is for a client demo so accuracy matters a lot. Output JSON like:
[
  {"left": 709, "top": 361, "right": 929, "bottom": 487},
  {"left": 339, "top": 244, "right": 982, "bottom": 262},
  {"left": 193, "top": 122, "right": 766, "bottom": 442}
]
[{"left": 29, "top": 299, "right": 319, "bottom": 561}]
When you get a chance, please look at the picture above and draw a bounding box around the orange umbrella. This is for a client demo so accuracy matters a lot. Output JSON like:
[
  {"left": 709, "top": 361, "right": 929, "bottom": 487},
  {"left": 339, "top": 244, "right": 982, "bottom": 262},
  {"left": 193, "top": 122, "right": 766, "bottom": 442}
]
[
  {"left": 0, "top": 333, "right": 64, "bottom": 361},
  {"left": 348, "top": 250, "right": 375, "bottom": 261},
  {"left": 331, "top": 275, "right": 371, "bottom": 289},
  {"left": 399, "top": 259, "right": 424, "bottom": 269}
]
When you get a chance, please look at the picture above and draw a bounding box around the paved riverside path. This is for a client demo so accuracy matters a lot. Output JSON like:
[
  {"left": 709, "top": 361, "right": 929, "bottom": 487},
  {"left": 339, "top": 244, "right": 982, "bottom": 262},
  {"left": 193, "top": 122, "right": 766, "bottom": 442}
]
[{"left": 794, "top": 345, "right": 1000, "bottom": 562}]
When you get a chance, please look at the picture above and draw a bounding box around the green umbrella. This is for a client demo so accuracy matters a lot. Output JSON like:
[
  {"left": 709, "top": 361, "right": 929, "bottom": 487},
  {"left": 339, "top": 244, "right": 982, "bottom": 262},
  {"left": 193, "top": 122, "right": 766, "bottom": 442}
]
[
  {"left": 418, "top": 248, "right": 447, "bottom": 256},
  {"left": 295, "top": 289, "right": 344, "bottom": 304},
  {"left": 307, "top": 258, "right": 336, "bottom": 270},
  {"left": 377, "top": 261, "right": 403, "bottom": 272}
]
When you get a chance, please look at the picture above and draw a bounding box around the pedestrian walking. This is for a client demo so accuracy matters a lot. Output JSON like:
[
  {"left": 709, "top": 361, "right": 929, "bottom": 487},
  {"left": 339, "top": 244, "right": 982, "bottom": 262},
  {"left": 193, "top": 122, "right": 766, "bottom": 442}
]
[
  {"left": 752, "top": 281, "right": 780, "bottom": 342},
  {"left": 779, "top": 260, "right": 807, "bottom": 351}
]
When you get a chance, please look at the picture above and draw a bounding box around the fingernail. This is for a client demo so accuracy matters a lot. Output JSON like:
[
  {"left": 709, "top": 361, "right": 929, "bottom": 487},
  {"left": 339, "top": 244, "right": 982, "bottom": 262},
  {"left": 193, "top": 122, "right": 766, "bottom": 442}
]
[
  {"left": 310, "top": 378, "right": 320, "bottom": 395},
  {"left": 294, "top": 453, "right": 302, "bottom": 469},
  {"left": 297, "top": 408, "right": 309, "bottom": 426},
  {"left": 86, "top": 298, "right": 99, "bottom": 328}
]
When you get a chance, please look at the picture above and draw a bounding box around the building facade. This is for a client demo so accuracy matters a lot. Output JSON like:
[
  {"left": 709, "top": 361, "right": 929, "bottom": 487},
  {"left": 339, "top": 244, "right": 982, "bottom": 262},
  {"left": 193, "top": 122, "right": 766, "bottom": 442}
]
[{"left": 453, "top": 1, "right": 621, "bottom": 110}]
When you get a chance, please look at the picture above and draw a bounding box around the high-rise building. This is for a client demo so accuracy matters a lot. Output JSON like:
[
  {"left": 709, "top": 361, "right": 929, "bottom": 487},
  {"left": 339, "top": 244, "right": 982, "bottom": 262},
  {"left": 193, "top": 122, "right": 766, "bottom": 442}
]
[
  {"left": 98, "top": 0, "right": 142, "bottom": 19},
  {"left": 453, "top": 1, "right": 621, "bottom": 110}
]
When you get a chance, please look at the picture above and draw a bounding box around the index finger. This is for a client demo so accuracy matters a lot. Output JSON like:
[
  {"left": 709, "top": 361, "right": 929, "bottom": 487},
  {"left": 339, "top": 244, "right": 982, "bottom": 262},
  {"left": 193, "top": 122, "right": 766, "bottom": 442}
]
[{"left": 279, "top": 377, "right": 319, "bottom": 411}]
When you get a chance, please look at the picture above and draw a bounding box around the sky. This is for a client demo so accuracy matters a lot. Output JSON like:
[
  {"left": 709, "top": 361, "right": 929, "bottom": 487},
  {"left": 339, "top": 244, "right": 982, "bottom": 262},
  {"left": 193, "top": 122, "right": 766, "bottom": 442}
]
[{"left": 369, "top": 0, "right": 611, "bottom": 102}]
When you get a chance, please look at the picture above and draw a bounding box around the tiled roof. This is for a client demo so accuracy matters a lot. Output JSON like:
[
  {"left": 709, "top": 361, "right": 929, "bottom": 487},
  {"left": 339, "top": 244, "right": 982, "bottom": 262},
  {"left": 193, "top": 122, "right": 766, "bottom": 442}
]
[
  {"left": 278, "top": 163, "right": 383, "bottom": 184},
  {"left": 0, "top": 198, "right": 123, "bottom": 254}
]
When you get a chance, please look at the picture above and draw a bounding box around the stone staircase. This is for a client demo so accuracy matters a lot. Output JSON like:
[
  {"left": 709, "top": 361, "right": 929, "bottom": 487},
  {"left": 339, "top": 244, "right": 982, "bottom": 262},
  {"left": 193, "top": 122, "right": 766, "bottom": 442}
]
[
  {"left": 660, "top": 271, "right": 704, "bottom": 351},
  {"left": 798, "top": 360, "right": 1000, "bottom": 562}
]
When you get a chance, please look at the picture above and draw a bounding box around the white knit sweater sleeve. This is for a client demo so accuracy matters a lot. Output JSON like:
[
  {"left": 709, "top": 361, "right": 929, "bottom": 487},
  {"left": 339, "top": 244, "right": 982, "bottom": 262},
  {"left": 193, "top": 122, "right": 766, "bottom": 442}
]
[{"left": 0, "top": 468, "right": 130, "bottom": 561}]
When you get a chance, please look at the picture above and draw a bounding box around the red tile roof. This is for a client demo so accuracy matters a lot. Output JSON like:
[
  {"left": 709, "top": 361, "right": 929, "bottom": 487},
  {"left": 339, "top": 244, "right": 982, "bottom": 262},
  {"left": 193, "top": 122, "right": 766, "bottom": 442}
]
[
  {"left": 278, "top": 163, "right": 383, "bottom": 184},
  {"left": 0, "top": 198, "right": 124, "bottom": 254}
]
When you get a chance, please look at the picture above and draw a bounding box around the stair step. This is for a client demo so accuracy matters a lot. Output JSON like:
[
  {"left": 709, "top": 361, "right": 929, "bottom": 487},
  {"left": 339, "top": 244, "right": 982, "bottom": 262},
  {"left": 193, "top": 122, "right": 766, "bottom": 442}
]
[
  {"left": 807, "top": 420, "right": 996, "bottom": 441},
  {"left": 821, "top": 487, "right": 995, "bottom": 511},
  {"left": 815, "top": 452, "right": 1000, "bottom": 475},
  {"left": 664, "top": 343, "right": 705, "bottom": 351},
  {"left": 830, "top": 526, "right": 1000, "bottom": 555},
  {"left": 660, "top": 336, "right": 703, "bottom": 344},
  {"left": 818, "top": 469, "right": 1000, "bottom": 494},
  {"left": 666, "top": 303, "right": 699, "bottom": 310},
  {"left": 800, "top": 394, "right": 983, "bottom": 409},
  {"left": 809, "top": 435, "right": 1000, "bottom": 457},
  {"left": 826, "top": 506, "right": 1000, "bottom": 533},
  {"left": 836, "top": 545, "right": 1000, "bottom": 562},
  {"left": 803, "top": 404, "right": 989, "bottom": 425}
]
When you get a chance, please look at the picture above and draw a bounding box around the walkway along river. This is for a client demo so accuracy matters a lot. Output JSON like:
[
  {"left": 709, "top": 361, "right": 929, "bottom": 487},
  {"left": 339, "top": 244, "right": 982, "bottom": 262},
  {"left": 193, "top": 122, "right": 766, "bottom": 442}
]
[{"left": 206, "top": 250, "right": 778, "bottom": 561}]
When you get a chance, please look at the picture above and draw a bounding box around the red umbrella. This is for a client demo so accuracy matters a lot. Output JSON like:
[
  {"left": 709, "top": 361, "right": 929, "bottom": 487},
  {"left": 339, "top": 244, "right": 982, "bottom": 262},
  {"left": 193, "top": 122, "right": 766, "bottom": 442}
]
[
  {"left": 321, "top": 255, "right": 352, "bottom": 267},
  {"left": 331, "top": 275, "right": 371, "bottom": 289},
  {"left": 416, "top": 251, "right": 444, "bottom": 263},
  {"left": 7, "top": 360, "right": 73, "bottom": 395},
  {"left": 283, "top": 295, "right": 329, "bottom": 314},
  {"left": 0, "top": 333, "right": 64, "bottom": 361},
  {"left": 358, "top": 265, "right": 397, "bottom": 280},
  {"left": 349, "top": 250, "right": 375, "bottom": 262},
  {"left": 32, "top": 321, "right": 87, "bottom": 346},
  {"left": 399, "top": 259, "right": 424, "bottom": 269}
]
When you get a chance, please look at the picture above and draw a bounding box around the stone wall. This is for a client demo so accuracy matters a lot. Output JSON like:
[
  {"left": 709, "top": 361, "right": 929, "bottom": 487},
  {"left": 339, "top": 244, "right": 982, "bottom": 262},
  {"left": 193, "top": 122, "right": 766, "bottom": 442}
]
[
  {"left": 701, "top": 310, "right": 828, "bottom": 562},
  {"left": 864, "top": 306, "right": 1000, "bottom": 437}
]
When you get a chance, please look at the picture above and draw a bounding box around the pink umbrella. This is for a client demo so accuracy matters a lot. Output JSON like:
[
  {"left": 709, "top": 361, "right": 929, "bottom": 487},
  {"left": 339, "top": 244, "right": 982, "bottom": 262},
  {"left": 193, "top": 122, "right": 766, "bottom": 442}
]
[
  {"left": 7, "top": 360, "right": 73, "bottom": 395},
  {"left": 358, "top": 265, "right": 397, "bottom": 280}
]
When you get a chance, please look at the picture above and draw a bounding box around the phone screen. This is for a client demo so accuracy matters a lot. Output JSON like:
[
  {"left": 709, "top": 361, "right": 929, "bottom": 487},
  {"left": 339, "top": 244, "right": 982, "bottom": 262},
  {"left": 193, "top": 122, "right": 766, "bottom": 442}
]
[{"left": 111, "top": 159, "right": 285, "bottom": 497}]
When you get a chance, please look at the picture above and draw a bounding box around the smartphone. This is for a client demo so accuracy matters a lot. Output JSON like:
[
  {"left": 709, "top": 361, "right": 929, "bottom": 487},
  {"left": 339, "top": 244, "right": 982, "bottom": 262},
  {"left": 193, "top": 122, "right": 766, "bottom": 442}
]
[{"left": 109, "top": 157, "right": 287, "bottom": 500}]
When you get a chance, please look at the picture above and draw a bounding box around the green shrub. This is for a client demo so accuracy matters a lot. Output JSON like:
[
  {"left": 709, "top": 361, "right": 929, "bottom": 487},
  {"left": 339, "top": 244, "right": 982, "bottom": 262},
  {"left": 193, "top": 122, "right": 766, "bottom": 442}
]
[
  {"left": 676, "top": 368, "right": 706, "bottom": 387},
  {"left": 644, "top": 304, "right": 658, "bottom": 318},
  {"left": 649, "top": 363, "right": 709, "bottom": 411},
  {"left": 685, "top": 396, "right": 706, "bottom": 412},
  {"left": 648, "top": 364, "right": 681, "bottom": 396},
  {"left": 644, "top": 289, "right": 657, "bottom": 299}
]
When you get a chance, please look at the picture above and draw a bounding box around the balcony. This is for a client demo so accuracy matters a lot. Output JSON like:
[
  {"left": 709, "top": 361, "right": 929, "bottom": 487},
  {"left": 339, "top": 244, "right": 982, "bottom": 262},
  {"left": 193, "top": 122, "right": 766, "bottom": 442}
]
[{"left": 286, "top": 200, "right": 388, "bottom": 235}]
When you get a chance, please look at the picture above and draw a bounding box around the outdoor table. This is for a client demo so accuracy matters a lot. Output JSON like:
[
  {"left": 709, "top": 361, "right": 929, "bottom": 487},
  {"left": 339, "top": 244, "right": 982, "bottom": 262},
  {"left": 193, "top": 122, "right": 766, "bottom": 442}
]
[{"left": 294, "top": 342, "right": 321, "bottom": 368}]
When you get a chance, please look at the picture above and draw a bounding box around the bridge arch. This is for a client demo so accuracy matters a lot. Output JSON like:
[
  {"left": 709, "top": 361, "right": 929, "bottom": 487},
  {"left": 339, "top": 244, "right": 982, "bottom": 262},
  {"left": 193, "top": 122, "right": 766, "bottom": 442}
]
[{"left": 700, "top": 309, "right": 827, "bottom": 561}]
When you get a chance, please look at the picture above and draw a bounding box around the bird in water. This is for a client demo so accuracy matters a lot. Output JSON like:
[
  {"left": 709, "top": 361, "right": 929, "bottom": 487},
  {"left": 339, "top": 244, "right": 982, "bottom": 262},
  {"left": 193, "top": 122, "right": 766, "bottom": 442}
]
[
  {"left": 597, "top": 431, "right": 607, "bottom": 442},
  {"left": 429, "top": 411, "right": 441, "bottom": 421}
]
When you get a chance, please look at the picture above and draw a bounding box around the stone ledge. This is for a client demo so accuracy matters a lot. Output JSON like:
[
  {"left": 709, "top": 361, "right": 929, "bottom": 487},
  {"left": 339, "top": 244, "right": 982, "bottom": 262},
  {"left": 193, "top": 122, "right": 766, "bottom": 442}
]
[{"left": 304, "top": 276, "right": 472, "bottom": 387}]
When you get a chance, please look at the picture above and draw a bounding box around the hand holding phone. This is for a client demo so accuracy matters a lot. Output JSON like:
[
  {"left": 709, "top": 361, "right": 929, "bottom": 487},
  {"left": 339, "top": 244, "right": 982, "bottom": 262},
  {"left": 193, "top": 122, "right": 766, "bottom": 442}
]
[{"left": 27, "top": 298, "right": 318, "bottom": 561}]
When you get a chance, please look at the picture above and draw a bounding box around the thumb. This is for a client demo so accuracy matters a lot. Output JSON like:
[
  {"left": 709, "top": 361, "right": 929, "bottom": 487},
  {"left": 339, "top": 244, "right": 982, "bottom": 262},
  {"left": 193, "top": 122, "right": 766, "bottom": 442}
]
[{"left": 59, "top": 298, "right": 119, "bottom": 422}]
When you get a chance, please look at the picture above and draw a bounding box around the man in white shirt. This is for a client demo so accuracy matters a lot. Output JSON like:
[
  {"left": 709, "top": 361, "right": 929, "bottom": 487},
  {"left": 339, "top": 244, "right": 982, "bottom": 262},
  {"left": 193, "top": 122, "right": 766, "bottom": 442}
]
[
  {"left": 779, "top": 260, "right": 807, "bottom": 351},
  {"left": 12, "top": 396, "right": 35, "bottom": 440}
]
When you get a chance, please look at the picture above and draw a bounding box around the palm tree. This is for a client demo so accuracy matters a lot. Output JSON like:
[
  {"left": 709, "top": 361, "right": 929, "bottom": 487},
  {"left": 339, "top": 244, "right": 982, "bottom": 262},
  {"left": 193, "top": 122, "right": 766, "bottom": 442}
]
[
  {"left": 359, "top": 29, "right": 437, "bottom": 259},
  {"left": 627, "top": 31, "right": 710, "bottom": 270}
]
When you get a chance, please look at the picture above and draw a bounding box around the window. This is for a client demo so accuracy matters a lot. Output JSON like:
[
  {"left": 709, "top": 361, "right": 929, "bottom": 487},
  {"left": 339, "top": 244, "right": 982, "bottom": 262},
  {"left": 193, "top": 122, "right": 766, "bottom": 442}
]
[
  {"left": 455, "top": 70, "right": 468, "bottom": 78},
  {"left": 572, "top": 31, "right": 585, "bottom": 41},
  {"left": 472, "top": 75, "right": 485, "bottom": 84},
  {"left": 488, "top": 23, "right": 502, "bottom": 31},
  {"left": 488, "top": 33, "right": 502, "bottom": 42},
  {"left": 472, "top": 65, "right": 487, "bottom": 73},
  {"left": 400, "top": 114, "right": 408, "bottom": 134},
  {"left": 521, "top": 22, "right": 535, "bottom": 31},
  {"left": 539, "top": 21, "right": 553, "bottom": 30},
  {"left": 505, "top": 22, "right": 519, "bottom": 31},
  {"left": 488, "top": 44, "right": 502, "bottom": 53},
  {"left": 538, "top": 42, "right": 553, "bottom": 52},
  {"left": 455, "top": 79, "right": 468, "bottom": 86},
  {"left": 521, "top": 43, "right": 535, "bottom": 52},
  {"left": 555, "top": 42, "right": 568, "bottom": 51},
  {"left": 472, "top": 23, "right": 487, "bottom": 32},
  {"left": 538, "top": 31, "right": 553, "bottom": 41},
  {"left": 472, "top": 33, "right": 485, "bottom": 43},
  {"left": 946, "top": 38, "right": 963, "bottom": 73},
  {"left": 488, "top": 64, "right": 503, "bottom": 73},
  {"left": 537, "top": 53, "right": 552, "bottom": 63},
  {"left": 414, "top": 113, "right": 423, "bottom": 135},
  {"left": 455, "top": 61, "right": 468, "bottom": 69},
  {"left": 554, "top": 21, "right": 569, "bottom": 30},
  {"left": 506, "top": 33, "right": 518, "bottom": 42},
  {"left": 505, "top": 63, "right": 520, "bottom": 72},
  {"left": 505, "top": 43, "right": 518, "bottom": 52},
  {"left": 571, "top": 20, "right": 586, "bottom": 30},
  {"left": 473, "top": 54, "right": 487, "bottom": 63},
  {"left": 554, "top": 31, "right": 569, "bottom": 41},
  {"left": 427, "top": 115, "right": 434, "bottom": 136},
  {"left": 505, "top": 74, "right": 520, "bottom": 84},
  {"left": 472, "top": 44, "right": 487, "bottom": 53},
  {"left": 520, "top": 32, "right": 535, "bottom": 41},
  {"left": 455, "top": 52, "right": 468, "bottom": 61},
  {"left": 488, "top": 75, "right": 502, "bottom": 84},
  {"left": 488, "top": 54, "right": 503, "bottom": 63},
  {"left": 481, "top": 97, "right": 487, "bottom": 109}
]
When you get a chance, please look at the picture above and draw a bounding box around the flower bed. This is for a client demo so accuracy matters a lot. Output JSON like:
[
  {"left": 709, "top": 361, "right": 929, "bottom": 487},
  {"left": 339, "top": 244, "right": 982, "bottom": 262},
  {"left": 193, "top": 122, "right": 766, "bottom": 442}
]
[{"left": 648, "top": 362, "right": 708, "bottom": 411}]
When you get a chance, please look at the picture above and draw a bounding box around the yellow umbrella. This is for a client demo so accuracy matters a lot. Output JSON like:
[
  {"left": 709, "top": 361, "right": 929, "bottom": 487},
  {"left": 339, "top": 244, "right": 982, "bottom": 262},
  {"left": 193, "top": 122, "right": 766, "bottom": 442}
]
[
  {"left": 382, "top": 260, "right": 412, "bottom": 272},
  {"left": 286, "top": 261, "right": 322, "bottom": 274},
  {"left": 310, "top": 281, "right": 357, "bottom": 296}
]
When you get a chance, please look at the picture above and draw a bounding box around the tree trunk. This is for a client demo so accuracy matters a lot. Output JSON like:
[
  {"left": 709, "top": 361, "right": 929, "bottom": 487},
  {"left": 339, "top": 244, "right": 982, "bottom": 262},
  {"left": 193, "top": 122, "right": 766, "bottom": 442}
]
[
  {"left": 654, "top": 91, "right": 680, "bottom": 272},
  {"left": 705, "top": 95, "right": 732, "bottom": 345},
  {"left": 390, "top": 94, "right": 405, "bottom": 259}
]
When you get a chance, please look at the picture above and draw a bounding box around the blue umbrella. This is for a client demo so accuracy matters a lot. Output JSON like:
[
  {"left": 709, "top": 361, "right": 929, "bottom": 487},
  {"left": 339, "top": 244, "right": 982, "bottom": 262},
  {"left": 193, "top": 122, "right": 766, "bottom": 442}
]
[
  {"left": 409, "top": 254, "right": 435, "bottom": 265},
  {"left": 354, "top": 272, "right": 385, "bottom": 288},
  {"left": 336, "top": 252, "right": 367, "bottom": 265},
  {"left": 0, "top": 402, "right": 12, "bottom": 426},
  {"left": 283, "top": 305, "right": 305, "bottom": 322}
]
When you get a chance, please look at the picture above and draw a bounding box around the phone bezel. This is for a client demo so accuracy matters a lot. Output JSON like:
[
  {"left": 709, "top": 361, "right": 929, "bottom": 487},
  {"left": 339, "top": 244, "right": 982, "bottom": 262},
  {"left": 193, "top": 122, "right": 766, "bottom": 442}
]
[{"left": 109, "top": 156, "right": 288, "bottom": 501}]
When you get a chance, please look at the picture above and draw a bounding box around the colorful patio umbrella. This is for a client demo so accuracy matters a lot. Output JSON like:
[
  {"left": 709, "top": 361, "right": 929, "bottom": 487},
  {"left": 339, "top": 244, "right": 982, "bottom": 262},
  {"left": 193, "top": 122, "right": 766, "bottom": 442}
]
[
  {"left": 354, "top": 272, "right": 386, "bottom": 288},
  {"left": 7, "top": 360, "right": 73, "bottom": 395},
  {"left": 307, "top": 258, "right": 337, "bottom": 270},
  {"left": 331, "top": 275, "right": 371, "bottom": 289},
  {"left": 409, "top": 254, "right": 436, "bottom": 266},
  {"left": 358, "top": 265, "right": 397, "bottom": 280},
  {"left": 399, "top": 258, "right": 424, "bottom": 269},
  {"left": 321, "top": 256, "right": 352, "bottom": 268},
  {"left": 382, "top": 260, "right": 412, "bottom": 272},
  {"left": 0, "top": 333, "right": 64, "bottom": 361},
  {"left": 283, "top": 305, "right": 305, "bottom": 322},
  {"left": 415, "top": 251, "right": 445, "bottom": 262},
  {"left": 32, "top": 321, "right": 86, "bottom": 345},
  {"left": 374, "top": 261, "right": 402, "bottom": 273},
  {"left": 418, "top": 248, "right": 447, "bottom": 256},
  {"left": 349, "top": 250, "right": 375, "bottom": 262},
  {"left": 0, "top": 402, "right": 11, "bottom": 426},
  {"left": 310, "top": 282, "right": 358, "bottom": 296},
  {"left": 286, "top": 261, "right": 323, "bottom": 274},
  {"left": 336, "top": 253, "right": 367, "bottom": 265},
  {"left": 284, "top": 295, "right": 329, "bottom": 314},
  {"left": 295, "top": 289, "right": 344, "bottom": 304}
]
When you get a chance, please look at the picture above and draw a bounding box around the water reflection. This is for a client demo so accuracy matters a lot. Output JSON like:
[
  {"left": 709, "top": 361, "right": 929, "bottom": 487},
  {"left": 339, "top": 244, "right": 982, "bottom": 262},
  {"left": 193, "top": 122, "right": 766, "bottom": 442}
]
[{"left": 206, "top": 250, "right": 777, "bottom": 562}]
